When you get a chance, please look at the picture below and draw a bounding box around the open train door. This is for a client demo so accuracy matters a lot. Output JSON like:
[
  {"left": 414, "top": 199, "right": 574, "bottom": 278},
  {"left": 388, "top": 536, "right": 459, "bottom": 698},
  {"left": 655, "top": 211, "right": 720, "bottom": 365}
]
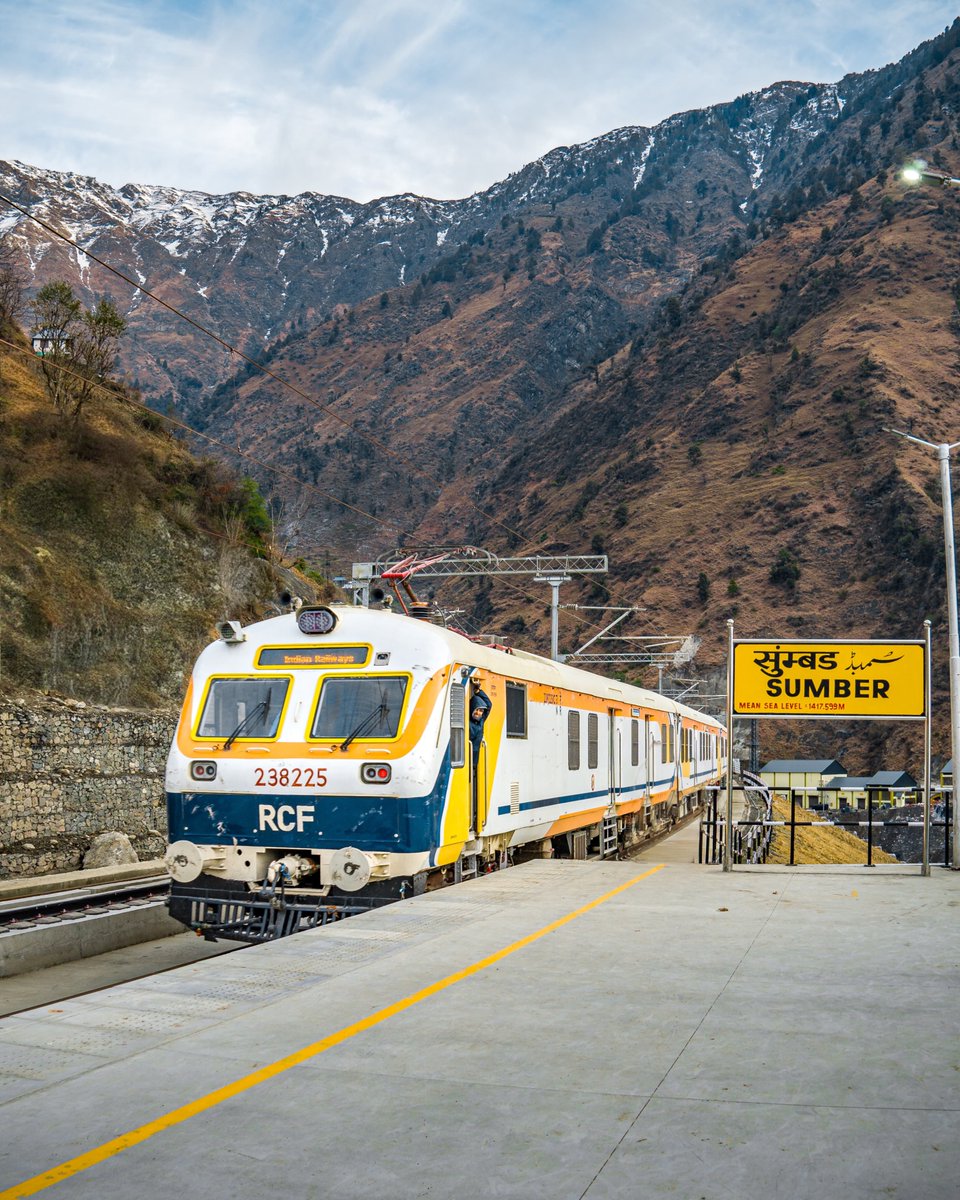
[
  {"left": 607, "top": 707, "right": 620, "bottom": 808},
  {"left": 599, "top": 707, "right": 620, "bottom": 858},
  {"left": 669, "top": 713, "right": 682, "bottom": 823},
  {"left": 447, "top": 672, "right": 471, "bottom": 843}
]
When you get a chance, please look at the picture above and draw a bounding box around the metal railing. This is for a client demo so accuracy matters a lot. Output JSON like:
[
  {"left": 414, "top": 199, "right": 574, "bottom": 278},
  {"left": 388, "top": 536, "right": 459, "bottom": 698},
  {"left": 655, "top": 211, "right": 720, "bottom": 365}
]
[{"left": 699, "top": 785, "right": 954, "bottom": 867}]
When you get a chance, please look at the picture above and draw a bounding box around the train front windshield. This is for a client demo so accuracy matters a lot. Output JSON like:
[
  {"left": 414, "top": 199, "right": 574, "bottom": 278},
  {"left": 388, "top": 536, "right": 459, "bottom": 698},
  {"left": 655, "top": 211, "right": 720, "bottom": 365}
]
[
  {"left": 311, "top": 676, "right": 407, "bottom": 740},
  {"left": 197, "top": 678, "right": 288, "bottom": 739}
]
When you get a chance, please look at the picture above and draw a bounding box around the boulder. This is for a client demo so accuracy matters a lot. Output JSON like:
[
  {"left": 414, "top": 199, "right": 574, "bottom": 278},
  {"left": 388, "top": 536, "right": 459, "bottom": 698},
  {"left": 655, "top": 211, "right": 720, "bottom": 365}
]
[{"left": 83, "top": 832, "right": 139, "bottom": 869}]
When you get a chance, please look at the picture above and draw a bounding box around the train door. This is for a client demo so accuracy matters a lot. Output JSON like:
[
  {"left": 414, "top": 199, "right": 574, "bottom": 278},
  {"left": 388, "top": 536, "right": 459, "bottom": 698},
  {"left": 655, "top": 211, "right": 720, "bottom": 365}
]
[
  {"left": 607, "top": 708, "right": 619, "bottom": 808},
  {"left": 644, "top": 715, "right": 652, "bottom": 824},
  {"left": 447, "top": 671, "right": 471, "bottom": 843}
]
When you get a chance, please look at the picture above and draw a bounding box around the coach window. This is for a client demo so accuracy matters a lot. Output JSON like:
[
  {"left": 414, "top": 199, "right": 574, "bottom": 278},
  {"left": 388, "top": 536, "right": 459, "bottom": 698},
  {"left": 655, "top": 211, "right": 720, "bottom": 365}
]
[
  {"left": 568, "top": 710, "right": 580, "bottom": 769},
  {"left": 660, "top": 722, "right": 668, "bottom": 763},
  {"left": 587, "top": 712, "right": 599, "bottom": 770},
  {"left": 197, "top": 677, "right": 289, "bottom": 741},
  {"left": 631, "top": 719, "right": 639, "bottom": 767},
  {"left": 506, "top": 681, "right": 527, "bottom": 738}
]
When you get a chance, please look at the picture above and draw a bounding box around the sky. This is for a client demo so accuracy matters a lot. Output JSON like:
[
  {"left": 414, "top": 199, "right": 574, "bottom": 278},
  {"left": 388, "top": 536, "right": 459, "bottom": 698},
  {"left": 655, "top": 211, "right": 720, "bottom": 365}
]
[{"left": 1, "top": 1, "right": 958, "bottom": 203}]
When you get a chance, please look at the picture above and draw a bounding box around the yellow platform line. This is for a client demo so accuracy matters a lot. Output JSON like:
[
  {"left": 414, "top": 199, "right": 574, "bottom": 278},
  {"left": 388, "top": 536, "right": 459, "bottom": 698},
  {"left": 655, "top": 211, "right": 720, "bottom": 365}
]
[{"left": 1, "top": 864, "right": 665, "bottom": 1199}]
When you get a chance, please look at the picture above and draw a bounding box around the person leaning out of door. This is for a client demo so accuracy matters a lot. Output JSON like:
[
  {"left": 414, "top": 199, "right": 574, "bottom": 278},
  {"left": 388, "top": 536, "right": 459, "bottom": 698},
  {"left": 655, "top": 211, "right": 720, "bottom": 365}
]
[{"left": 469, "top": 677, "right": 492, "bottom": 767}]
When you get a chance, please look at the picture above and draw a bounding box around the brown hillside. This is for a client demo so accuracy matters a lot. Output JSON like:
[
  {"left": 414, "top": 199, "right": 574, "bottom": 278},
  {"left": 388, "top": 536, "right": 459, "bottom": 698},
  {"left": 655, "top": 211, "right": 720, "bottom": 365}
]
[{"left": 0, "top": 330, "right": 320, "bottom": 706}]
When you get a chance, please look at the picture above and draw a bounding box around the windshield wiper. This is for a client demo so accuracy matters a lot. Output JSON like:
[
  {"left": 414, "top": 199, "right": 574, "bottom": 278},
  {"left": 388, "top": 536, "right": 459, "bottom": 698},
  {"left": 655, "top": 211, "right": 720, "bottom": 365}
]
[
  {"left": 224, "top": 691, "right": 273, "bottom": 750},
  {"left": 340, "top": 701, "right": 389, "bottom": 751}
]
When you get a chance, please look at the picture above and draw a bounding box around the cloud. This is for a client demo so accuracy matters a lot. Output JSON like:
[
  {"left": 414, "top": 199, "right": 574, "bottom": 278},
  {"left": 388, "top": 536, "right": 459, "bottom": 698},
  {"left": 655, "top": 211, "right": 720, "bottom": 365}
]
[{"left": 0, "top": 0, "right": 956, "bottom": 200}]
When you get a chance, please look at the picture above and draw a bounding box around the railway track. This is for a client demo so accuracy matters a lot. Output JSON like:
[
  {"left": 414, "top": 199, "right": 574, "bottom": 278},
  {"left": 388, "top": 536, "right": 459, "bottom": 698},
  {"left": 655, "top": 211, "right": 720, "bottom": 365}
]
[{"left": 0, "top": 875, "right": 171, "bottom": 932}]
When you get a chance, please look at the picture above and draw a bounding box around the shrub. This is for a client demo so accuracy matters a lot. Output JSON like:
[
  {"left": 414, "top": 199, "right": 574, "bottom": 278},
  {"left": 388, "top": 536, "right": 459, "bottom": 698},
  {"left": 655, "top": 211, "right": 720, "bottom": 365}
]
[{"left": 769, "top": 548, "right": 801, "bottom": 589}]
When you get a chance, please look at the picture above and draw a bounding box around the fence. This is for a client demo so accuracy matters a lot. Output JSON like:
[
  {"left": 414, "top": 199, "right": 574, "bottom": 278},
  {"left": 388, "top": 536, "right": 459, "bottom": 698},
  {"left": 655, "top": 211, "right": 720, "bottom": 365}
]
[{"left": 699, "top": 780, "right": 953, "bottom": 867}]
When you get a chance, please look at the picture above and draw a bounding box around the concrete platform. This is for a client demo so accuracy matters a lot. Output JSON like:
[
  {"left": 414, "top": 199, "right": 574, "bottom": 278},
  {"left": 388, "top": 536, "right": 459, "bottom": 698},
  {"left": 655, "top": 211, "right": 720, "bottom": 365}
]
[
  {"left": 0, "top": 858, "right": 958, "bottom": 1199},
  {"left": 0, "top": 861, "right": 167, "bottom": 902},
  {"left": 0, "top": 932, "right": 238, "bottom": 1018},
  {"left": 0, "top": 902, "right": 184, "bottom": 979}
]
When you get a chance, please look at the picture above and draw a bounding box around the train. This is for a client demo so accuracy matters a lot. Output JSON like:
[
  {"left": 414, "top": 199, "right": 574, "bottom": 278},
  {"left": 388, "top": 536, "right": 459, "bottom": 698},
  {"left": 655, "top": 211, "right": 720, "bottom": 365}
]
[{"left": 164, "top": 602, "right": 726, "bottom": 940}]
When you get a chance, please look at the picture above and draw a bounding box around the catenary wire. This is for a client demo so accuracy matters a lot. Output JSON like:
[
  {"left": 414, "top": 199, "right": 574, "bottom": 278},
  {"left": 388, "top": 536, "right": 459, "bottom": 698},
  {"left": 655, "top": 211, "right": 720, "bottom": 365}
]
[
  {"left": 0, "top": 194, "right": 676, "bottom": 655},
  {"left": 0, "top": 335, "right": 406, "bottom": 536},
  {"left": 0, "top": 190, "right": 536, "bottom": 551},
  {"left": 1, "top": 336, "right": 623, "bottom": 648}
]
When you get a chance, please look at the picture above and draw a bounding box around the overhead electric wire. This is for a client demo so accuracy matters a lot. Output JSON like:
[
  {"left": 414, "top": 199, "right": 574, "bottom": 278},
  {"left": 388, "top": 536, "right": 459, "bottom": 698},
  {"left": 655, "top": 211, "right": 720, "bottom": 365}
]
[
  {"left": 0, "top": 191, "right": 675, "bottom": 656},
  {"left": 0, "top": 335, "right": 406, "bottom": 537},
  {"left": 2, "top": 333, "right": 625, "bottom": 650},
  {"left": 0, "top": 190, "right": 534, "bottom": 550}
]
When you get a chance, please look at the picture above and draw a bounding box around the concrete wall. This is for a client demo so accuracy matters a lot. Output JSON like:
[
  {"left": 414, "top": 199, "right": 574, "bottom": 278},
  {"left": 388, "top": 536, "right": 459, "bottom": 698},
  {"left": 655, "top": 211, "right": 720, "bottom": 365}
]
[{"left": 0, "top": 697, "right": 177, "bottom": 878}]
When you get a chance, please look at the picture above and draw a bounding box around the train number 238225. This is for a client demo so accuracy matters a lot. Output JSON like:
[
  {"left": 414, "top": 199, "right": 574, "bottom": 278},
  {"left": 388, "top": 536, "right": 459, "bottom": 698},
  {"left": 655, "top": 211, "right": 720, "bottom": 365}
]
[{"left": 253, "top": 766, "right": 327, "bottom": 788}]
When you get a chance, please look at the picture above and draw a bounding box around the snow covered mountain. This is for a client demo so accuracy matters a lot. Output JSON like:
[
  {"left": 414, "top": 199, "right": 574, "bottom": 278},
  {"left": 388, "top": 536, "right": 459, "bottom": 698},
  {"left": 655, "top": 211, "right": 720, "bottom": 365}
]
[{"left": 0, "top": 75, "right": 858, "bottom": 409}]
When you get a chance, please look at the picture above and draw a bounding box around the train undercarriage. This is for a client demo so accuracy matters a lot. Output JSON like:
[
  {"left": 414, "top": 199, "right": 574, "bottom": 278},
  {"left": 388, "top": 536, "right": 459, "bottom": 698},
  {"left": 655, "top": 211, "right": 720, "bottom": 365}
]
[{"left": 168, "top": 790, "right": 705, "bottom": 943}]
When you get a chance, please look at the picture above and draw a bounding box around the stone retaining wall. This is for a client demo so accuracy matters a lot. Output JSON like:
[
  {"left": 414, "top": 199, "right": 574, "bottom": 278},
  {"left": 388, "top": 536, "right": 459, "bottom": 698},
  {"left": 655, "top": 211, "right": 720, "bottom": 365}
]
[{"left": 0, "top": 697, "right": 177, "bottom": 877}]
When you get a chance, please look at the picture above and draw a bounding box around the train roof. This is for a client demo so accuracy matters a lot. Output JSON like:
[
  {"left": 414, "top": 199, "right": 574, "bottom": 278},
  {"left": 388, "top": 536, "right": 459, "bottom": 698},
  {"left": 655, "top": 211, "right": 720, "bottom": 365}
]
[{"left": 220, "top": 604, "right": 723, "bottom": 731}]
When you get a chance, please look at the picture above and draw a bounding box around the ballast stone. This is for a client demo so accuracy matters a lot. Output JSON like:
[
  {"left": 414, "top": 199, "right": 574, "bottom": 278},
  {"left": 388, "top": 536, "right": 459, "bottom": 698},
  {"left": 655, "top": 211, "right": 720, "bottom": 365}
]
[{"left": 83, "top": 832, "right": 139, "bottom": 869}]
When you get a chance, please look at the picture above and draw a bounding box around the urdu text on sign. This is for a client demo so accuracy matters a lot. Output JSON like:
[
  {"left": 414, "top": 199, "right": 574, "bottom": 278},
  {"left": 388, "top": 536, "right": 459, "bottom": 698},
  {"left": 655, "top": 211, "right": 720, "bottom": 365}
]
[{"left": 732, "top": 641, "right": 925, "bottom": 719}]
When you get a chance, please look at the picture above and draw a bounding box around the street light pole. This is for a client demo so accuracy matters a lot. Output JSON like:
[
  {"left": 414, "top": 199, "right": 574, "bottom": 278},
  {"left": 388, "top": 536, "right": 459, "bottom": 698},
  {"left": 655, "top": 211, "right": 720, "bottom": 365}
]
[{"left": 887, "top": 428, "right": 960, "bottom": 868}]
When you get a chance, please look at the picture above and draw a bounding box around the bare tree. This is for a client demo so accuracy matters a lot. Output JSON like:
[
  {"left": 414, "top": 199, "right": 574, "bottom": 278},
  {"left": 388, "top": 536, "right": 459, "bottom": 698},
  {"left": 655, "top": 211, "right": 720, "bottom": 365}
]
[
  {"left": 0, "top": 234, "right": 26, "bottom": 328},
  {"left": 71, "top": 298, "right": 127, "bottom": 416}
]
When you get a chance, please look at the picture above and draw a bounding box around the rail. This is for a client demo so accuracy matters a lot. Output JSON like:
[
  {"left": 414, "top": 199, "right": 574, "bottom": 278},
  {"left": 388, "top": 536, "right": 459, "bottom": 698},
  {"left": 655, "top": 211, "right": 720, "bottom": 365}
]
[{"left": 0, "top": 875, "right": 171, "bottom": 931}]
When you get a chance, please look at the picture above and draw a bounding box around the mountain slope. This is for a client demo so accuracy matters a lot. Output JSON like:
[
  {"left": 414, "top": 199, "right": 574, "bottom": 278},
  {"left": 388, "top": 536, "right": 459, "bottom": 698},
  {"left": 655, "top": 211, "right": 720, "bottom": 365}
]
[
  {"left": 1, "top": 73, "right": 857, "bottom": 415},
  {"left": 0, "top": 327, "right": 319, "bottom": 707}
]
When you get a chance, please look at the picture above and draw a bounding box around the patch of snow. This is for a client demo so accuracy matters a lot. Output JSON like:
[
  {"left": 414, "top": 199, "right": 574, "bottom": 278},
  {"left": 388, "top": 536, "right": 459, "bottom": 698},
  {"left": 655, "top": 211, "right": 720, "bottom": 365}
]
[
  {"left": 73, "top": 246, "right": 90, "bottom": 283},
  {"left": 437, "top": 227, "right": 449, "bottom": 247},
  {"left": 634, "top": 135, "right": 655, "bottom": 187},
  {"left": 198, "top": 285, "right": 208, "bottom": 298},
  {"left": 399, "top": 263, "right": 406, "bottom": 286}
]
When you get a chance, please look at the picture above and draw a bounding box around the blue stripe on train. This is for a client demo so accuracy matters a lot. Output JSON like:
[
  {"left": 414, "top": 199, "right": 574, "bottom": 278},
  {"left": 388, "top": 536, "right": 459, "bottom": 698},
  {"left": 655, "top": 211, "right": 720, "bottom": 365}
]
[
  {"left": 167, "top": 756, "right": 451, "bottom": 854},
  {"left": 494, "top": 769, "right": 719, "bottom": 817}
]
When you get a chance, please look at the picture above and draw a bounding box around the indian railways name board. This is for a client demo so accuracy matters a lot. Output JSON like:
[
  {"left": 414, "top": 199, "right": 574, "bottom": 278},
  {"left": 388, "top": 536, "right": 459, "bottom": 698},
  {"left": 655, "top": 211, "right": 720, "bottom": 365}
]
[{"left": 732, "top": 640, "right": 926, "bottom": 719}]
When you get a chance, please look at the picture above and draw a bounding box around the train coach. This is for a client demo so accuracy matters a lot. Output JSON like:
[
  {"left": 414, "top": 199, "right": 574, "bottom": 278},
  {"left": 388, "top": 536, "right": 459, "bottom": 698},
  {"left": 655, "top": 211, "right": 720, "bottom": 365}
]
[{"left": 164, "top": 603, "right": 726, "bottom": 939}]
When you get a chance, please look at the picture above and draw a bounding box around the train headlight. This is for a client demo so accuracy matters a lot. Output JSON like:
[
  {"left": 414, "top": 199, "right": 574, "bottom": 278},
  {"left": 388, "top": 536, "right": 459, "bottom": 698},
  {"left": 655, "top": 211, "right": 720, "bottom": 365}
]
[
  {"left": 190, "top": 760, "right": 218, "bottom": 781},
  {"left": 361, "top": 763, "right": 392, "bottom": 785},
  {"left": 297, "top": 606, "right": 338, "bottom": 635}
]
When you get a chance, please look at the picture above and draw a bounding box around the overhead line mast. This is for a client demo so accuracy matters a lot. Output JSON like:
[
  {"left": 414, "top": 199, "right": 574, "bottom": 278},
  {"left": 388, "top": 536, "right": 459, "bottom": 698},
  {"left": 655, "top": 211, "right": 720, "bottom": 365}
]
[{"left": 353, "top": 548, "right": 608, "bottom": 660}]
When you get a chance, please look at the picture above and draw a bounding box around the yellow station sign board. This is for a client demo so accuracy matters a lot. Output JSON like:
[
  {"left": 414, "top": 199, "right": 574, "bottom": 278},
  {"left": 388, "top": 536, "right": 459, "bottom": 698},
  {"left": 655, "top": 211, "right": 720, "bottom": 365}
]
[{"left": 732, "top": 640, "right": 926, "bottom": 719}]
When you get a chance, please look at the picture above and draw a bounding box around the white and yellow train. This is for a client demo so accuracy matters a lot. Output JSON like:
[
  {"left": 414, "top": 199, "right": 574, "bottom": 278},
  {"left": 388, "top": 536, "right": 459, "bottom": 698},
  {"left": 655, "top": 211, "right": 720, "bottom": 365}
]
[{"left": 165, "top": 604, "right": 726, "bottom": 938}]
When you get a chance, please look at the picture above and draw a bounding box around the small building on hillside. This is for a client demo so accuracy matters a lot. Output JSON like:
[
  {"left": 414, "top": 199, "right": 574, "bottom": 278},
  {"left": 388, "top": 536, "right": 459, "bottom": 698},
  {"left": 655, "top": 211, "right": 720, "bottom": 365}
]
[
  {"left": 819, "top": 776, "right": 873, "bottom": 810},
  {"left": 868, "top": 770, "right": 919, "bottom": 805},
  {"left": 759, "top": 759, "right": 845, "bottom": 807},
  {"left": 31, "top": 329, "right": 71, "bottom": 357},
  {"left": 818, "top": 770, "right": 919, "bottom": 809}
]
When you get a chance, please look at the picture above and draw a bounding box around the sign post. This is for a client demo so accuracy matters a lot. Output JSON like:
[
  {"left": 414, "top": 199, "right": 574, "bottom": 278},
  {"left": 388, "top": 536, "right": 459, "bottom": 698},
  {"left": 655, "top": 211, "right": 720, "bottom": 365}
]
[
  {"left": 725, "top": 627, "right": 931, "bottom": 873},
  {"left": 724, "top": 620, "right": 734, "bottom": 872}
]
